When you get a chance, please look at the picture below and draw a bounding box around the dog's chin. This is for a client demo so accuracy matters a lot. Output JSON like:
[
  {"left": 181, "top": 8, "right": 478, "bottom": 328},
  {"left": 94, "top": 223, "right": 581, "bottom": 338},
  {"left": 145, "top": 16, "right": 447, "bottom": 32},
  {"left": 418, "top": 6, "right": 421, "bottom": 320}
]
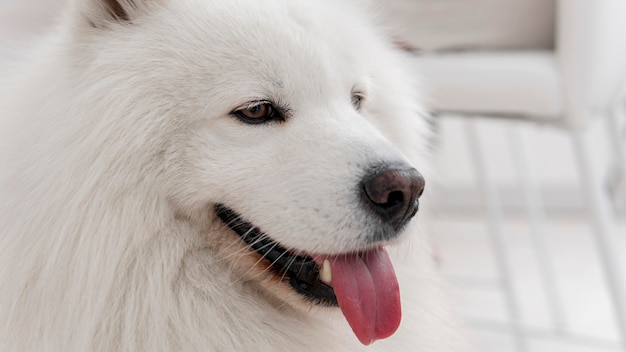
[{"left": 214, "top": 204, "right": 339, "bottom": 307}]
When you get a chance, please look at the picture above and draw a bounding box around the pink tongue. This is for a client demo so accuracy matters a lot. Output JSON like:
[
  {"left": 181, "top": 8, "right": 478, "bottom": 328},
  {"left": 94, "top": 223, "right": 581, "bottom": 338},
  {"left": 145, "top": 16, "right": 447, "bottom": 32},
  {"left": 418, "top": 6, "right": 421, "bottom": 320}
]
[{"left": 328, "top": 248, "right": 401, "bottom": 345}]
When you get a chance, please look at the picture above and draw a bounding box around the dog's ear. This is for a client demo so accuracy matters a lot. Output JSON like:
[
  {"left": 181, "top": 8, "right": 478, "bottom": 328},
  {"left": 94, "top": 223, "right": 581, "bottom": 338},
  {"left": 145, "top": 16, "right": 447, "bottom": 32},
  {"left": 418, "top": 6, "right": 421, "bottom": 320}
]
[{"left": 79, "top": 0, "right": 157, "bottom": 27}]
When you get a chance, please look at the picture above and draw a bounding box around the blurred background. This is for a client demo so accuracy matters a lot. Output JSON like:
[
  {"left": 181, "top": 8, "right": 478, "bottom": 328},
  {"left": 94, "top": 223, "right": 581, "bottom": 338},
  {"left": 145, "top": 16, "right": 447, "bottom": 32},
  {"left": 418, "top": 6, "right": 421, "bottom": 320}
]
[
  {"left": 2, "top": 0, "right": 625, "bottom": 351},
  {"left": 380, "top": 1, "right": 626, "bottom": 352}
]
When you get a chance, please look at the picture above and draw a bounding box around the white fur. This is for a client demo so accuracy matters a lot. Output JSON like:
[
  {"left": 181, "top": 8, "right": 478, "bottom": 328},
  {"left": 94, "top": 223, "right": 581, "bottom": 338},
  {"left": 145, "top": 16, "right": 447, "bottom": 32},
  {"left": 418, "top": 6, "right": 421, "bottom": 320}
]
[{"left": 0, "top": 0, "right": 472, "bottom": 350}]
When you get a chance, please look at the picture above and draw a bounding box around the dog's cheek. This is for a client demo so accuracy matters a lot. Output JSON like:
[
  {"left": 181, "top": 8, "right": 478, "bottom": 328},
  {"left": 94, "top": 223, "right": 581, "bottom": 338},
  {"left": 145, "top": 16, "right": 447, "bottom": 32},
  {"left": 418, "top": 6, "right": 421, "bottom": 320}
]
[{"left": 161, "top": 127, "right": 256, "bottom": 211}]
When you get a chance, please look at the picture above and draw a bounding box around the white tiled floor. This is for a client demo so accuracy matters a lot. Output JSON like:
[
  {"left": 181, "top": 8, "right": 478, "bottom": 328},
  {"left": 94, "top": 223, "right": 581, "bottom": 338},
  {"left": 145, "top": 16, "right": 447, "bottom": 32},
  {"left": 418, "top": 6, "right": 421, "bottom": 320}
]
[{"left": 431, "top": 213, "right": 626, "bottom": 352}]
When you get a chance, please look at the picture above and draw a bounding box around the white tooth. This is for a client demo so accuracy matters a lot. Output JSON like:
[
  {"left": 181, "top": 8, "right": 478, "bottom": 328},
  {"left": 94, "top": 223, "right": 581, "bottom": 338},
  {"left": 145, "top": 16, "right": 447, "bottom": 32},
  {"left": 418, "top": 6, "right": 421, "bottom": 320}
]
[{"left": 320, "top": 259, "right": 332, "bottom": 284}]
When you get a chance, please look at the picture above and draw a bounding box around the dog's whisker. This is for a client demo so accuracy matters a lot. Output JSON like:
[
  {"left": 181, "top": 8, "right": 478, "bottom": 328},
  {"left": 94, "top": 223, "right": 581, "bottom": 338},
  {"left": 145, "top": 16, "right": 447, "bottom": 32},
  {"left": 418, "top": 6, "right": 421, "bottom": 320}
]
[
  {"left": 307, "top": 301, "right": 316, "bottom": 314},
  {"left": 231, "top": 240, "right": 282, "bottom": 285},
  {"left": 279, "top": 253, "right": 299, "bottom": 283},
  {"left": 226, "top": 228, "right": 268, "bottom": 266}
]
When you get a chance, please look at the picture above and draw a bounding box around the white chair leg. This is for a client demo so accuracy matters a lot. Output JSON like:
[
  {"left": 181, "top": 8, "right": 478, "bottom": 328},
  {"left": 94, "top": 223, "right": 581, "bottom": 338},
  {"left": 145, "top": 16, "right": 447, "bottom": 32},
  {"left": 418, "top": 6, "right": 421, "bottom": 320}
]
[
  {"left": 508, "top": 125, "right": 568, "bottom": 332},
  {"left": 572, "top": 127, "right": 626, "bottom": 352},
  {"left": 606, "top": 94, "right": 626, "bottom": 203},
  {"left": 611, "top": 82, "right": 626, "bottom": 171},
  {"left": 465, "top": 119, "right": 527, "bottom": 352}
]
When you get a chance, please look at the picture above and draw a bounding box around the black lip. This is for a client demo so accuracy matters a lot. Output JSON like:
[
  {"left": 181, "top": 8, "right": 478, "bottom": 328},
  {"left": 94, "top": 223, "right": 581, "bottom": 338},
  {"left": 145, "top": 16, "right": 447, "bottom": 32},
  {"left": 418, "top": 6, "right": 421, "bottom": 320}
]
[{"left": 215, "top": 204, "right": 338, "bottom": 306}]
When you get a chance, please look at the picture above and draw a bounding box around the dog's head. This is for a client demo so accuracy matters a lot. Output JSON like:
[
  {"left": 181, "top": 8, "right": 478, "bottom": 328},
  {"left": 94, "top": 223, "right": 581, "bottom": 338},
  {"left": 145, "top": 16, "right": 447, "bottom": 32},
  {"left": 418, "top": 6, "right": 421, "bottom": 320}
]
[{"left": 65, "top": 0, "right": 432, "bottom": 344}]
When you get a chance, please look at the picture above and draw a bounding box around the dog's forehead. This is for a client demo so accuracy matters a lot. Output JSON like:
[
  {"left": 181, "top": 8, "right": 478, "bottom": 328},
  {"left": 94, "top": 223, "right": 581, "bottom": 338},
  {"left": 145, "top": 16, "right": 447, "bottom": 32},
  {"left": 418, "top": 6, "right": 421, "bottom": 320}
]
[{"left": 165, "top": 0, "right": 380, "bottom": 95}]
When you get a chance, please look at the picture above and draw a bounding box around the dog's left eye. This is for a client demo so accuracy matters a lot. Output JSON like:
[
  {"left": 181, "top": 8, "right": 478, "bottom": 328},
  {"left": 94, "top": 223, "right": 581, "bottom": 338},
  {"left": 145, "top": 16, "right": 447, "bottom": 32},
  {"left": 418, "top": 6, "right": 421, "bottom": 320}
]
[{"left": 233, "top": 102, "right": 280, "bottom": 124}]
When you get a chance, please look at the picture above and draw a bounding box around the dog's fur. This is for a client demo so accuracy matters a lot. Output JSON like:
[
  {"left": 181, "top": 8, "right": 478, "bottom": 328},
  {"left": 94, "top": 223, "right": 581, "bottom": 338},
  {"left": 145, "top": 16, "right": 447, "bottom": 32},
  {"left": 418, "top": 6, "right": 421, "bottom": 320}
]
[{"left": 0, "top": 0, "right": 471, "bottom": 350}]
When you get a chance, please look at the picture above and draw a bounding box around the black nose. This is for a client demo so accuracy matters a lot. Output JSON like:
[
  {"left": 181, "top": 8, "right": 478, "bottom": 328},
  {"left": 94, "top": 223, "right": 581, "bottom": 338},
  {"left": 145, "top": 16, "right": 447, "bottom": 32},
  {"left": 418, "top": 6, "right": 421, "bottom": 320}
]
[{"left": 361, "top": 165, "right": 425, "bottom": 230}]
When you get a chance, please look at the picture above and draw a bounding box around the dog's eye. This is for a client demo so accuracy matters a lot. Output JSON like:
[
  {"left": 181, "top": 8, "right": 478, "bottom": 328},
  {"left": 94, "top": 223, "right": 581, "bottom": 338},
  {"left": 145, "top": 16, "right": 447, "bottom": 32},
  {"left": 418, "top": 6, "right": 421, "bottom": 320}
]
[
  {"left": 351, "top": 92, "right": 365, "bottom": 111},
  {"left": 234, "top": 102, "right": 279, "bottom": 124}
]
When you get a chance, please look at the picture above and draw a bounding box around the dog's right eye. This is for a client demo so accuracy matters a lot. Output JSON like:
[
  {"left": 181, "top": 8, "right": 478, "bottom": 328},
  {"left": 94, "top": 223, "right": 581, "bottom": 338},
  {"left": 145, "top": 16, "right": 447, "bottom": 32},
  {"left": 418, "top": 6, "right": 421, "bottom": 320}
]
[{"left": 233, "top": 102, "right": 281, "bottom": 125}]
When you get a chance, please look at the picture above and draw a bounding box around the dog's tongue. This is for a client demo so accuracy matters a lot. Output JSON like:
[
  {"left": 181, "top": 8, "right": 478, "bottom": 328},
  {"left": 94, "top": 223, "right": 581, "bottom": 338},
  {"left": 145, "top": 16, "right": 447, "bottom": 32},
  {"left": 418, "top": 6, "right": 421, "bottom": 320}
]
[{"left": 327, "top": 248, "right": 401, "bottom": 345}]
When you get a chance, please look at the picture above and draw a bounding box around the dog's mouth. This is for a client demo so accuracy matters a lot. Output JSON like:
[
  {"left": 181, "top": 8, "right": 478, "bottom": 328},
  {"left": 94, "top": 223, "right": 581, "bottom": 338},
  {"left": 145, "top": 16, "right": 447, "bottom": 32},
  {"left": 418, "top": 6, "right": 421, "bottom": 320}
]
[
  {"left": 215, "top": 204, "right": 338, "bottom": 306},
  {"left": 215, "top": 204, "right": 402, "bottom": 345}
]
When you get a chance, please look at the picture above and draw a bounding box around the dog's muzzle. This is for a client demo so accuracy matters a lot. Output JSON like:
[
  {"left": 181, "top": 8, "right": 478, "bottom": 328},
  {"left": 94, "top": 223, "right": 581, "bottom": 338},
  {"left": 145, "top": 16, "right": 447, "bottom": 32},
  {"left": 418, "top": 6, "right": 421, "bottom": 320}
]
[{"left": 214, "top": 162, "right": 425, "bottom": 306}]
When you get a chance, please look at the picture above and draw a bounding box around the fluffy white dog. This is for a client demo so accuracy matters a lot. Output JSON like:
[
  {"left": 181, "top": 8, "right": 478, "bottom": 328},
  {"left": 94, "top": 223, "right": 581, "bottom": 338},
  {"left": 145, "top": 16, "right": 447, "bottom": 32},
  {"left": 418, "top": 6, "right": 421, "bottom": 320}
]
[{"left": 0, "top": 0, "right": 471, "bottom": 350}]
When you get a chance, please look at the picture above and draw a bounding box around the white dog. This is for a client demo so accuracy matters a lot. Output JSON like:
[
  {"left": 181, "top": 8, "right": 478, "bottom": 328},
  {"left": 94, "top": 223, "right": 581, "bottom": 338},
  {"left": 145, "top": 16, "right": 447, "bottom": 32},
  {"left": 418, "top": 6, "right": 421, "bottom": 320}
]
[{"left": 0, "top": 0, "right": 471, "bottom": 350}]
